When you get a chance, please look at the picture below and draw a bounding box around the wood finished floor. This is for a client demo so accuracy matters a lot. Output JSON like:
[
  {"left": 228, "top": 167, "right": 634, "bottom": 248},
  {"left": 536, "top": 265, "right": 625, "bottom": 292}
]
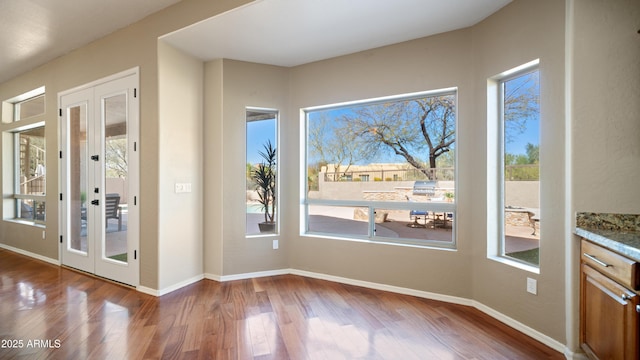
[{"left": 0, "top": 249, "right": 563, "bottom": 359}]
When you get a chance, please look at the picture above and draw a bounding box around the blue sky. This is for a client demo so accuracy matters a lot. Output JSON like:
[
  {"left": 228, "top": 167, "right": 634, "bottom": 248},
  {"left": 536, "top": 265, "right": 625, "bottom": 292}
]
[
  {"left": 246, "top": 118, "right": 276, "bottom": 165},
  {"left": 503, "top": 70, "right": 540, "bottom": 156}
]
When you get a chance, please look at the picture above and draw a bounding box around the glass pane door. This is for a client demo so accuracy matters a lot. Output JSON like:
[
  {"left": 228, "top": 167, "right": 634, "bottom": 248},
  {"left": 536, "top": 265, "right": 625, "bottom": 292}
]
[
  {"left": 60, "top": 72, "right": 138, "bottom": 286},
  {"left": 69, "top": 103, "right": 89, "bottom": 255},
  {"left": 102, "top": 94, "right": 128, "bottom": 264}
]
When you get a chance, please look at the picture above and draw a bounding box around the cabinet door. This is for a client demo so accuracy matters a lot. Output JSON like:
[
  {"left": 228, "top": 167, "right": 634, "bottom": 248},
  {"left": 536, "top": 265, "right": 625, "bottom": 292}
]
[{"left": 581, "top": 264, "right": 639, "bottom": 360}]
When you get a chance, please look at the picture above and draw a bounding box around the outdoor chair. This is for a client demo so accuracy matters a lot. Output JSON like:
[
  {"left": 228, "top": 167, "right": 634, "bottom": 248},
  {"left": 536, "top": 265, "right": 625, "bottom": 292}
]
[
  {"left": 406, "top": 195, "right": 428, "bottom": 228},
  {"left": 105, "top": 193, "right": 122, "bottom": 231}
]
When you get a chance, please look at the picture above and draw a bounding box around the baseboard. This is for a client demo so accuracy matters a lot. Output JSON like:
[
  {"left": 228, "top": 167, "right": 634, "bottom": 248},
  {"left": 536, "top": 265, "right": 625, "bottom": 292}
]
[
  {"left": 472, "top": 301, "right": 566, "bottom": 354},
  {"left": 290, "top": 268, "right": 473, "bottom": 306},
  {"left": 206, "top": 268, "right": 290, "bottom": 282},
  {"left": 0, "top": 243, "right": 59, "bottom": 266},
  {"left": 136, "top": 286, "right": 160, "bottom": 297},
  {"left": 564, "top": 348, "right": 588, "bottom": 360},
  {"left": 154, "top": 274, "right": 204, "bottom": 296}
]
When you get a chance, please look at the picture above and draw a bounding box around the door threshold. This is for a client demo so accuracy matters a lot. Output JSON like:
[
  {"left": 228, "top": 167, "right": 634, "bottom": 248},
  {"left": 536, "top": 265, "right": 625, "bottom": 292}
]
[{"left": 61, "top": 264, "right": 136, "bottom": 289}]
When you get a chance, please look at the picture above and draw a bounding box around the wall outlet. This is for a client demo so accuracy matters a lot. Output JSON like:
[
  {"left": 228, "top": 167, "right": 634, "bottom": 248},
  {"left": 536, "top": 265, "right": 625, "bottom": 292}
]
[
  {"left": 273, "top": 239, "right": 279, "bottom": 250},
  {"left": 526, "top": 277, "right": 537, "bottom": 295}
]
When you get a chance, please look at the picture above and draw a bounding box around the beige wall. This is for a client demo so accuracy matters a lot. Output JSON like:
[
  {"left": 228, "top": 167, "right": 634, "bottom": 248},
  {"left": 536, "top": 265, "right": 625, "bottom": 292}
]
[
  {"left": 0, "top": 0, "right": 251, "bottom": 289},
  {"left": 572, "top": 0, "right": 640, "bottom": 213},
  {"left": 206, "top": 59, "right": 290, "bottom": 276},
  {"left": 2, "top": 0, "right": 638, "bottom": 352},
  {"left": 157, "top": 41, "right": 204, "bottom": 290},
  {"left": 203, "top": 59, "right": 225, "bottom": 277},
  {"left": 287, "top": 28, "right": 476, "bottom": 298},
  {"left": 471, "top": 0, "right": 567, "bottom": 343}
]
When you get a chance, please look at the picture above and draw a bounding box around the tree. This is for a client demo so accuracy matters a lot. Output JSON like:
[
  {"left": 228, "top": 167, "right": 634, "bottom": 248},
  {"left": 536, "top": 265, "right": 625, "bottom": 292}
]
[
  {"left": 105, "top": 137, "right": 127, "bottom": 178},
  {"left": 504, "top": 71, "right": 540, "bottom": 143},
  {"left": 308, "top": 112, "right": 369, "bottom": 181},
  {"left": 341, "top": 95, "right": 455, "bottom": 179}
]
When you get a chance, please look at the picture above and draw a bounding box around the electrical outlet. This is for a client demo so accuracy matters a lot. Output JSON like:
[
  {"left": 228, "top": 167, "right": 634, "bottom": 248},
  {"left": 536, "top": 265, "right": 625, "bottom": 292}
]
[
  {"left": 527, "top": 277, "right": 537, "bottom": 295},
  {"left": 273, "top": 239, "right": 279, "bottom": 250}
]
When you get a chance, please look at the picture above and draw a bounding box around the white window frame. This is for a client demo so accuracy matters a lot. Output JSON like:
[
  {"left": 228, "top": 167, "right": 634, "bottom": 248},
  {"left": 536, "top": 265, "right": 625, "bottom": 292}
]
[
  {"left": 301, "top": 89, "right": 458, "bottom": 249},
  {"left": 487, "top": 60, "right": 540, "bottom": 273},
  {"left": 2, "top": 87, "right": 47, "bottom": 226},
  {"left": 245, "top": 107, "right": 279, "bottom": 237}
]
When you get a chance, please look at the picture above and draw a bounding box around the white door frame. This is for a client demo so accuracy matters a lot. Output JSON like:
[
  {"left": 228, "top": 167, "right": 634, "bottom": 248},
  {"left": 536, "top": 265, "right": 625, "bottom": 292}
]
[{"left": 58, "top": 68, "right": 140, "bottom": 286}]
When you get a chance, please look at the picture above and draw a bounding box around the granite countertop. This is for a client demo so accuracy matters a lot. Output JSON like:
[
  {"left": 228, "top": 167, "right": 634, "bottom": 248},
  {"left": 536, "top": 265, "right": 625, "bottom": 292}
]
[{"left": 575, "top": 212, "right": 640, "bottom": 262}]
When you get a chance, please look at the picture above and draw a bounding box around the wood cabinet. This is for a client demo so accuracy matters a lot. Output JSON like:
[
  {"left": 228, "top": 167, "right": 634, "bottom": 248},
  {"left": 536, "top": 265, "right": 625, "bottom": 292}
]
[{"left": 580, "top": 239, "right": 640, "bottom": 360}]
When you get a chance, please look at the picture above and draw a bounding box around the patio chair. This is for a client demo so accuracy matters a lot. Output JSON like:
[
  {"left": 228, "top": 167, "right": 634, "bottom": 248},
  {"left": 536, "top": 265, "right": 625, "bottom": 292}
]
[
  {"left": 406, "top": 195, "right": 428, "bottom": 228},
  {"left": 105, "top": 193, "right": 122, "bottom": 231}
]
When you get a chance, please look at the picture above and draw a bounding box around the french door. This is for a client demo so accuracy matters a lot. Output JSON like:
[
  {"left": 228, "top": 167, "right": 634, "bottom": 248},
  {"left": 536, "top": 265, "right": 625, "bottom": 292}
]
[{"left": 59, "top": 72, "right": 139, "bottom": 286}]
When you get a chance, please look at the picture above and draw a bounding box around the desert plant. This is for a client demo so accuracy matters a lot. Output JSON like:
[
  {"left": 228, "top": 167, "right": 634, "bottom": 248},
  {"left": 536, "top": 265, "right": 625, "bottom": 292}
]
[{"left": 252, "top": 140, "right": 276, "bottom": 225}]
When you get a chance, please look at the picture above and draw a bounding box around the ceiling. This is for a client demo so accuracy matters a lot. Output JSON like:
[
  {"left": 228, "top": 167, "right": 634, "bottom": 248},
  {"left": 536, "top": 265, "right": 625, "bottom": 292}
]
[
  {"left": 0, "top": 0, "right": 512, "bottom": 85},
  {"left": 162, "top": 0, "right": 512, "bottom": 67},
  {"left": 0, "top": 0, "right": 182, "bottom": 84}
]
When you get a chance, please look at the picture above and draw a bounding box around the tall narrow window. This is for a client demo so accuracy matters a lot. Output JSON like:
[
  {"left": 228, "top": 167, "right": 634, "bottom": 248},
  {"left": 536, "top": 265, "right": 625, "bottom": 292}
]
[
  {"left": 14, "top": 126, "right": 47, "bottom": 223},
  {"left": 2, "top": 88, "right": 47, "bottom": 225},
  {"left": 499, "top": 66, "right": 540, "bottom": 267},
  {"left": 246, "top": 108, "right": 278, "bottom": 236}
]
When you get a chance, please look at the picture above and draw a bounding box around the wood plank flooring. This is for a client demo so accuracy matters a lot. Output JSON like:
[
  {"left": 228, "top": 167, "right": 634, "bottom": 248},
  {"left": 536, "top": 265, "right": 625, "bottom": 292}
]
[{"left": 0, "top": 249, "right": 563, "bottom": 359}]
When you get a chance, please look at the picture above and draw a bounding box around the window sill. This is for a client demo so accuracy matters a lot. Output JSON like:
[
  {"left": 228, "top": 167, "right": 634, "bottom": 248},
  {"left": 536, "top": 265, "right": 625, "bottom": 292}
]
[
  {"left": 488, "top": 255, "right": 540, "bottom": 274},
  {"left": 3, "top": 218, "right": 46, "bottom": 229},
  {"left": 302, "top": 232, "right": 457, "bottom": 251}
]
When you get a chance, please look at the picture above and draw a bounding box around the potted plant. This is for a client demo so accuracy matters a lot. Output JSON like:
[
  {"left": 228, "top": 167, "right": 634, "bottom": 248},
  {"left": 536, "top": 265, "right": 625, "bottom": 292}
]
[
  {"left": 444, "top": 192, "right": 455, "bottom": 202},
  {"left": 252, "top": 140, "right": 277, "bottom": 232}
]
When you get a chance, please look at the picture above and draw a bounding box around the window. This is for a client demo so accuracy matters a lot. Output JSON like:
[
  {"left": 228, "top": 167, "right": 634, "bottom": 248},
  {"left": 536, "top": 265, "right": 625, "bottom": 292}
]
[
  {"left": 12, "top": 126, "right": 46, "bottom": 223},
  {"left": 489, "top": 61, "right": 540, "bottom": 269},
  {"left": 304, "top": 89, "right": 457, "bottom": 247},
  {"left": 2, "top": 87, "right": 45, "bottom": 124},
  {"left": 2, "top": 88, "right": 47, "bottom": 225},
  {"left": 246, "top": 108, "right": 278, "bottom": 236}
]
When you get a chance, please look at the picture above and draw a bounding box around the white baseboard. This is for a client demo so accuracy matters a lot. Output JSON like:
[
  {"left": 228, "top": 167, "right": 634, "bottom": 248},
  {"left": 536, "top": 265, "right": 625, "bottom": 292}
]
[
  {"left": 136, "top": 286, "right": 160, "bottom": 297},
  {"left": 564, "top": 348, "right": 588, "bottom": 360},
  {"left": 0, "top": 243, "right": 59, "bottom": 266},
  {"left": 289, "top": 269, "right": 473, "bottom": 306},
  {"left": 472, "top": 301, "right": 566, "bottom": 354},
  {"left": 154, "top": 274, "right": 205, "bottom": 296},
  {"left": 206, "top": 268, "right": 290, "bottom": 282}
]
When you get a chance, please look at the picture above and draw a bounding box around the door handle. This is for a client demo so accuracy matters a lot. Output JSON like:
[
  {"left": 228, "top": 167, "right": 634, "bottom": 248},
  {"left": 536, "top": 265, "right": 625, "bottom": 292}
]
[
  {"left": 91, "top": 199, "right": 99, "bottom": 206},
  {"left": 91, "top": 155, "right": 99, "bottom": 161}
]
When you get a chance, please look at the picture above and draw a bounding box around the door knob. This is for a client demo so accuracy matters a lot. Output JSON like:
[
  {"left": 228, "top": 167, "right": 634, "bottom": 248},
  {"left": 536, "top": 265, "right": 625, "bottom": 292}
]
[{"left": 91, "top": 199, "right": 99, "bottom": 206}]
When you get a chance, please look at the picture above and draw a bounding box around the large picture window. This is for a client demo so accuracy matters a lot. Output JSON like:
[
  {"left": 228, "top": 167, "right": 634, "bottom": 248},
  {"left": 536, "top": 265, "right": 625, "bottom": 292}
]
[{"left": 304, "top": 89, "right": 456, "bottom": 247}]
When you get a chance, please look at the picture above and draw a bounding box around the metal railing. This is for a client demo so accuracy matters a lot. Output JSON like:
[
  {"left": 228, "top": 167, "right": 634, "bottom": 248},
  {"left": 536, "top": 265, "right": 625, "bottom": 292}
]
[{"left": 322, "top": 167, "right": 454, "bottom": 182}]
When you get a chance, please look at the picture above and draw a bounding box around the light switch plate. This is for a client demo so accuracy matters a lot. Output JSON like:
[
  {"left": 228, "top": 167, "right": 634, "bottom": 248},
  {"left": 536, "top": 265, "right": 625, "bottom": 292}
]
[{"left": 527, "top": 277, "right": 537, "bottom": 295}]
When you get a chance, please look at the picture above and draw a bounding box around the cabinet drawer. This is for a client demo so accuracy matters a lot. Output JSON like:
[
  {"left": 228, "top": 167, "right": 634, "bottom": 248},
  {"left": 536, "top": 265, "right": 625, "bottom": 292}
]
[{"left": 581, "top": 239, "right": 639, "bottom": 290}]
